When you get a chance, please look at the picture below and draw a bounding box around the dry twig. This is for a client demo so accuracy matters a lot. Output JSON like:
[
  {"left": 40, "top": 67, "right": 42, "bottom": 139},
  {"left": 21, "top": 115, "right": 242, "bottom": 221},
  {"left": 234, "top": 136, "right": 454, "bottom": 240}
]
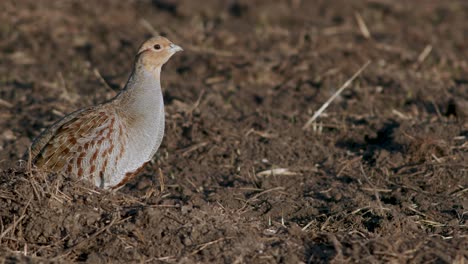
[
  {"left": 93, "top": 68, "right": 117, "bottom": 93},
  {"left": 158, "top": 168, "right": 165, "bottom": 193},
  {"left": 303, "top": 61, "right": 371, "bottom": 130},
  {"left": 0, "top": 98, "right": 13, "bottom": 108},
  {"left": 355, "top": 13, "right": 371, "bottom": 39},
  {"left": 190, "top": 237, "right": 233, "bottom": 255},
  {"left": 256, "top": 168, "right": 301, "bottom": 176},
  {"left": 417, "top": 45, "right": 432, "bottom": 64}
]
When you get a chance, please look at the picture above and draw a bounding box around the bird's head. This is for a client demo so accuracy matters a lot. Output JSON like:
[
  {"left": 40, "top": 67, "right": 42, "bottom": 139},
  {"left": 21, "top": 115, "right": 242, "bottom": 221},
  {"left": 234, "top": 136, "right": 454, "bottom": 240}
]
[{"left": 136, "top": 36, "right": 183, "bottom": 71}]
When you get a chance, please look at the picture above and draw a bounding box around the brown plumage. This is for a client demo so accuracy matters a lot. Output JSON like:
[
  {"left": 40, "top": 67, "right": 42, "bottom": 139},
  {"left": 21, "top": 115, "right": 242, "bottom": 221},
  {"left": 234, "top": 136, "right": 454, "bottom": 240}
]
[{"left": 27, "top": 36, "right": 183, "bottom": 189}]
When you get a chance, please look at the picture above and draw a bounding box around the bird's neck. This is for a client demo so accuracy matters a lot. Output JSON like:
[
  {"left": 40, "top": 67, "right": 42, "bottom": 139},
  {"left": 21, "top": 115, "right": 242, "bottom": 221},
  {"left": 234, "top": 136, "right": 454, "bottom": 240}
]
[{"left": 115, "top": 65, "right": 163, "bottom": 117}]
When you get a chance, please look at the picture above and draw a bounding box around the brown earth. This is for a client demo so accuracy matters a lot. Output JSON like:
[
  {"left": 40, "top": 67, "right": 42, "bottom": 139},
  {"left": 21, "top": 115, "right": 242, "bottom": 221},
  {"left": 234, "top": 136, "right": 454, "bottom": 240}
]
[{"left": 0, "top": 0, "right": 467, "bottom": 263}]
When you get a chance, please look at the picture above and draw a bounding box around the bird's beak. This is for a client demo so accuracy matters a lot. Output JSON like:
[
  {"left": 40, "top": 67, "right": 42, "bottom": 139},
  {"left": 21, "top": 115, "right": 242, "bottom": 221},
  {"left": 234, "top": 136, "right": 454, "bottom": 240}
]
[{"left": 169, "top": 43, "right": 183, "bottom": 53}]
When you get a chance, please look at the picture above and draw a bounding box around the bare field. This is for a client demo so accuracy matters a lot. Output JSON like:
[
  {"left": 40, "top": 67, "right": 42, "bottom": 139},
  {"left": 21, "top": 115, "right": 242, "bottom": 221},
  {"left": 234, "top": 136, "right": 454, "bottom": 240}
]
[{"left": 0, "top": 0, "right": 467, "bottom": 263}]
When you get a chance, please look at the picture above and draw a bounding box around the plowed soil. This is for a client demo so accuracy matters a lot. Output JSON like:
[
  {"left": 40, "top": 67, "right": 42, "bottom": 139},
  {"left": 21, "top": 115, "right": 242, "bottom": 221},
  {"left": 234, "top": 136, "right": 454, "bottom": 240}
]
[{"left": 0, "top": 0, "right": 467, "bottom": 263}]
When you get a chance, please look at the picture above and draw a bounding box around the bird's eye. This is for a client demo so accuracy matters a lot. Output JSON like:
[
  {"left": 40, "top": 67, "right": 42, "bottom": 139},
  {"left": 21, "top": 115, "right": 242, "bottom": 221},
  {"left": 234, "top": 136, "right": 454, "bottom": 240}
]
[{"left": 154, "top": 44, "right": 161, "bottom": 50}]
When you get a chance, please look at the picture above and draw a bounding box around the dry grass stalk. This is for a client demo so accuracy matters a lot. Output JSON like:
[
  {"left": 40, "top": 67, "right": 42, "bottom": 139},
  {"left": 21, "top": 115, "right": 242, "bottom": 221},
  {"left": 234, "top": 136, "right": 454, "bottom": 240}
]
[
  {"left": 140, "top": 19, "right": 159, "bottom": 36},
  {"left": 303, "top": 61, "right": 371, "bottom": 130},
  {"left": 190, "top": 237, "right": 233, "bottom": 256},
  {"left": 0, "top": 196, "right": 32, "bottom": 241},
  {"left": 452, "top": 187, "right": 468, "bottom": 197},
  {"left": 237, "top": 187, "right": 286, "bottom": 213},
  {"left": 392, "top": 109, "right": 411, "bottom": 119},
  {"left": 417, "top": 45, "right": 432, "bottom": 63},
  {"left": 181, "top": 141, "right": 209, "bottom": 157},
  {"left": 186, "top": 89, "right": 205, "bottom": 115},
  {"left": 361, "top": 187, "right": 392, "bottom": 193},
  {"left": 93, "top": 68, "right": 117, "bottom": 93},
  {"left": 256, "top": 168, "right": 301, "bottom": 176},
  {"left": 54, "top": 214, "right": 124, "bottom": 259},
  {"left": 245, "top": 129, "right": 278, "bottom": 139},
  {"left": 355, "top": 13, "right": 371, "bottom": 39},
  {"left": 0, "top": 98, "right": 13, "bottom": 108},
  {"left": 158, "top": 168, "right": 165, "bottom": 193}
]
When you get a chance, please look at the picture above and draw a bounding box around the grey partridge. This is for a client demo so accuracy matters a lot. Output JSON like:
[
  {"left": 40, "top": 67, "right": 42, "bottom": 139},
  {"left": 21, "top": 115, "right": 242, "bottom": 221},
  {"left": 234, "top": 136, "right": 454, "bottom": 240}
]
[{"left": 26, "top": 36, "right": 182, "bottom": 189}]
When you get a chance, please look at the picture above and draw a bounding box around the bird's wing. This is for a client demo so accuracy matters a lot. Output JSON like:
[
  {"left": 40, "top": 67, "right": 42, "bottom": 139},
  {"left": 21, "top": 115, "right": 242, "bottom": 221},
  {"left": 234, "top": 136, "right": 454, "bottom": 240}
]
[
  {"left": 26, "top": 105, "right": 111, "bottom": 169},
  {"left": 26, "top": 107, "right": 91, "bottom": 161}
]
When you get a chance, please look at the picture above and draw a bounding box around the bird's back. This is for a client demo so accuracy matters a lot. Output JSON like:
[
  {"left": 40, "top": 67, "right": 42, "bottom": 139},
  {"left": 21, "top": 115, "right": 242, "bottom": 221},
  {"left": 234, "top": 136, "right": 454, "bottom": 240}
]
[{"left": 30, "top": 104, "right": 125, "bottom": 187}]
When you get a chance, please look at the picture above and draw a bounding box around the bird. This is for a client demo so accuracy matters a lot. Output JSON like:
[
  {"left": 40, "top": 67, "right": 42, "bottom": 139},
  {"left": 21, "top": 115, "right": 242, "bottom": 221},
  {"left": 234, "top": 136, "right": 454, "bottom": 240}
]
[{"left": 25, "top": 36, "right": 183, "bottom": 189}]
